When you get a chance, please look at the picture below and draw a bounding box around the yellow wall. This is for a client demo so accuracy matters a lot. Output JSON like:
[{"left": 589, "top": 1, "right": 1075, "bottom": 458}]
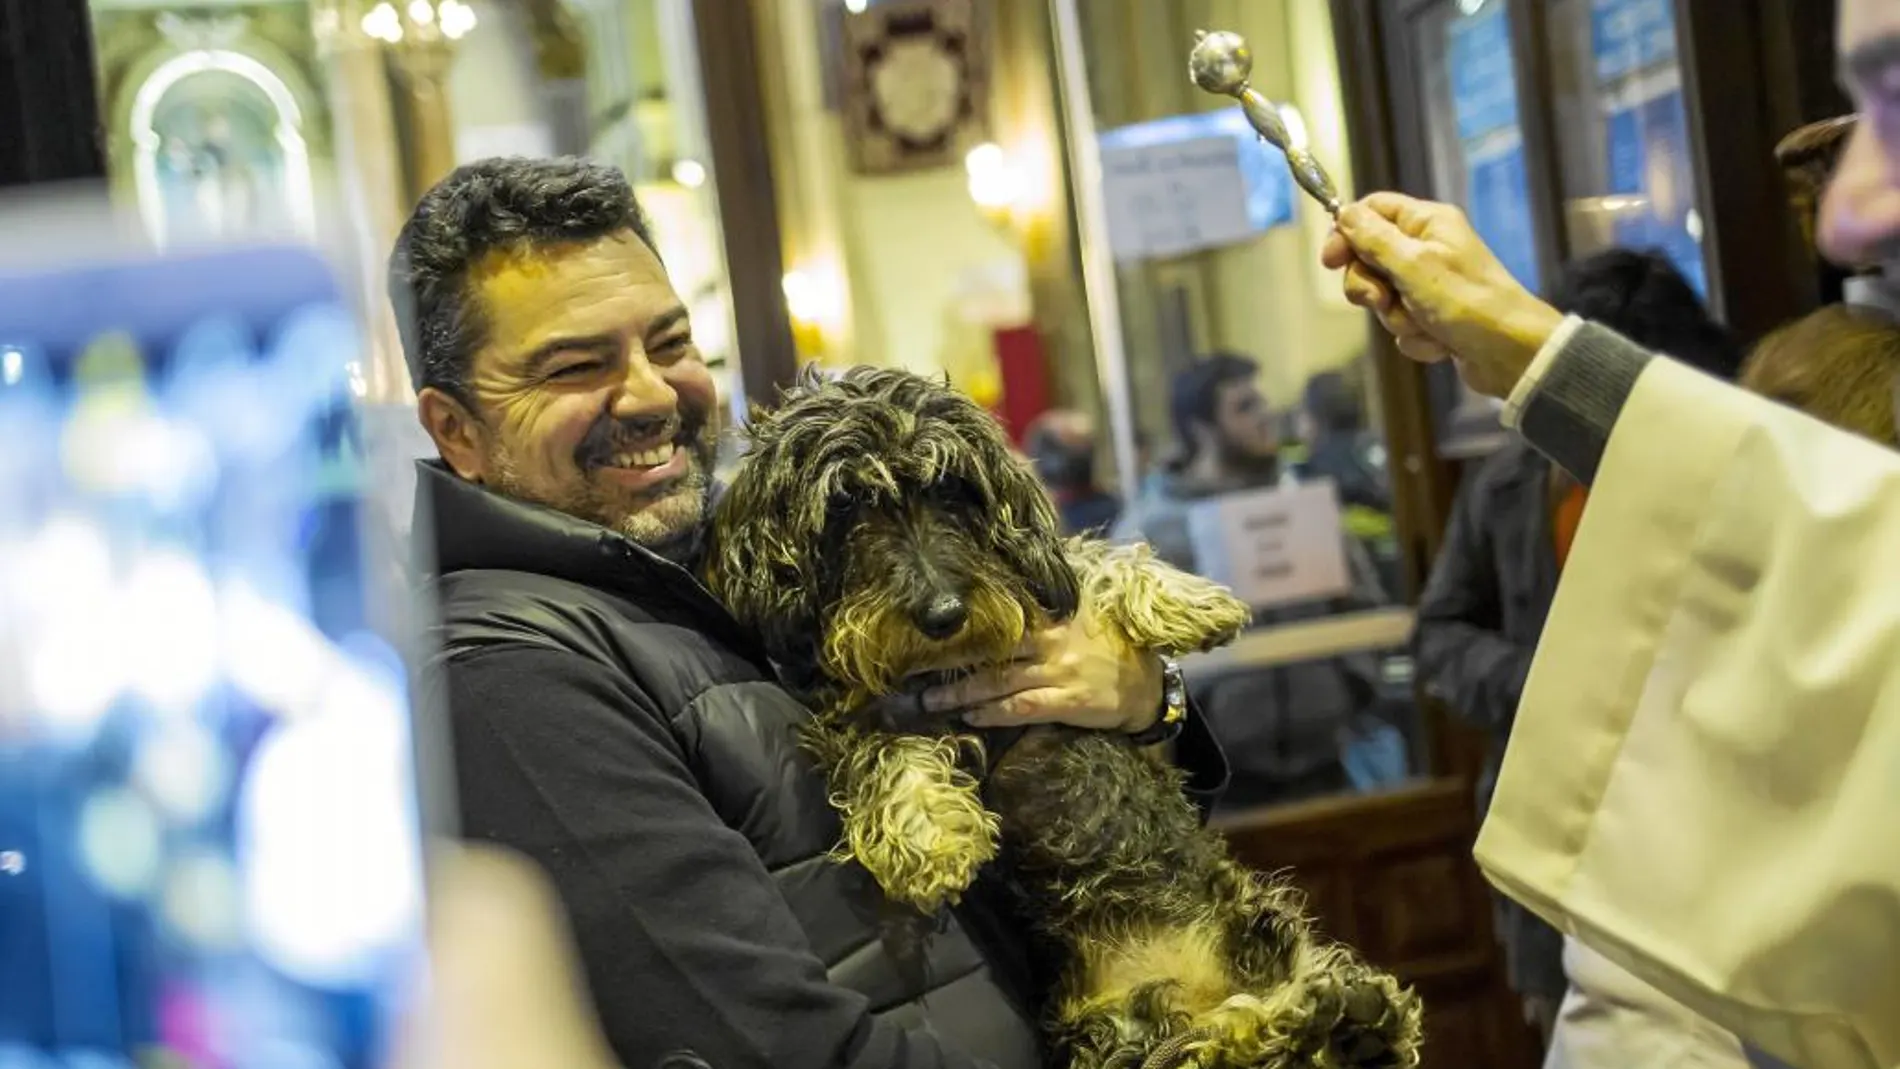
[
  {"left": 1080, "top": 0, "right": 1368, "bottom": 452},
  {"left": 846, "top": 168, "right": 1025, "bottom": 376},
  {"left": 752, "top": 0, "right": 1031, "bottom": 388},
  {"left": 1202, "top": 0, "right": 1364, "bottom": 405},
  {"left": 747, "top": 0, "right": 1362, "bottom": 438}
]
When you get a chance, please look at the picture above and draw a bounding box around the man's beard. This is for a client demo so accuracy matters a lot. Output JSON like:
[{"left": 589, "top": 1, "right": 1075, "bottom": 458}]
[
  {"left": 1218, "top": 440, "right": 1280, "bottom": 484},
  {"left": 486, "top": 424, "right": 718, "bottom": 555}
]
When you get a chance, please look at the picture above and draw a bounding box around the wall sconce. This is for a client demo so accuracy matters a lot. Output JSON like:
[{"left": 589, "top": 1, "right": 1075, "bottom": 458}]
[
  {"left": 671, "top": 159, "right": 708, "bottom": 189},
  {"left": 965, "top": 142, "right": 1025, "bottom": 228},
  {"left": 782, "top": 267, "right": 845, "bottom": 361},
  {"left": 361, "top": 0, "right": 478, "bottom": 45}
]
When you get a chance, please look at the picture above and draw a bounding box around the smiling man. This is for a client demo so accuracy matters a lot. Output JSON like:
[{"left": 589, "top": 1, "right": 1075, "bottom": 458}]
[{"left": 391, "top": 156, "right": 1227, "bottom": 1069}]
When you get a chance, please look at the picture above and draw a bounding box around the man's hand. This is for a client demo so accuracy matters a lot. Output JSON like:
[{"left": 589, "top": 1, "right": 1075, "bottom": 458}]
[
  {"left": 917, "top": 612, "right": 1162, "bottom": 734},
  {"left": 1320, "top": 192, "right": 1565, "bottom": 399}
]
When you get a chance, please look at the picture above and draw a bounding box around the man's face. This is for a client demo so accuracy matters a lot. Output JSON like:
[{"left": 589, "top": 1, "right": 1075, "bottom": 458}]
[
  {"left": 422, "top": 233, "right": 719, "bottom": 549},
  {"left": 1210, "top": 379, "right": 1279, "bottom": 462},
  {"left": 1822, "top": 0, "right": 1900, "bottom": 275}
]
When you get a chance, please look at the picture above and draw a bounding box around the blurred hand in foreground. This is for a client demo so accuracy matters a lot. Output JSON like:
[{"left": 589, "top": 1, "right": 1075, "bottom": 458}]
[
  {"left": 1321, "top": 192, "right": 1565, "bottom": 399},
  {"left": 390, "top": 846, "right": 620, "bottom": 1069}
]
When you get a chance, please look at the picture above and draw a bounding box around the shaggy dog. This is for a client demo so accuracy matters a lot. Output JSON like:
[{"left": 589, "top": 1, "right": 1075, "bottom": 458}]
[{"left": 704, "top": 368, "right": 1422, "bottom": 1069}]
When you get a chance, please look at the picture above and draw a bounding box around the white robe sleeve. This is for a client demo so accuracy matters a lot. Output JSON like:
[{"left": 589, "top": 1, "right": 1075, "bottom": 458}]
[{"left": 1474, "top": 355, "right": 1900, "bottom": 1069}]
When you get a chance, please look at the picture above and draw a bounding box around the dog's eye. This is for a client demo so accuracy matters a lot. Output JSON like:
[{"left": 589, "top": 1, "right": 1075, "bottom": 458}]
[
  {"left": 932, "top": 476, "right": 984, "bottom": 508},
  {"left": 827, "top": 494, "right": 855, "bottom": 517}
]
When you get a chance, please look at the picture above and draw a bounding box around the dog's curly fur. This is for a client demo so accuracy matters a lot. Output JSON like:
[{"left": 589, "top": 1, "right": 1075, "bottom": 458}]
[{"left": 704, "top": 368, "right": 1422, "bottom": 1069}]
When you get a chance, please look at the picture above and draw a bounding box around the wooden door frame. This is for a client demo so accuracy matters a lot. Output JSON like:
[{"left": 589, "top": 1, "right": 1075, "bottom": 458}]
[
  {"left": 1675, "top": 0, "right": 1818, "bottom": 343},
  {"left": 692, "top": 0, "right": 801, "bottom": 409},
  {"left": 1677, "top": 0, "right": 1851, "bottom": 335},
  {"left": 1328, "top": 3, "right": 1553, "bottom": 1064}
]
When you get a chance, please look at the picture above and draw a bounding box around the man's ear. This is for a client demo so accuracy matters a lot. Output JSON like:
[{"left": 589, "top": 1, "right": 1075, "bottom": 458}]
[
  {"left": 418, "top": 387, "right": 490, "bottom": 482},
  {"left": 1187, "top": 418, "right": 1219, "bottom": 457}
]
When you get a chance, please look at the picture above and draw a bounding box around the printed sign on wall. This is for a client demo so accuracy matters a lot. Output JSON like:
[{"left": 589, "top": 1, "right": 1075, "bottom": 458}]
[
  {"left": 1185, "top": 481, "right": 1352, "bottom": 610},
  {"left": 1099, "top": 134, "right": 1254, "bottom": 262}
]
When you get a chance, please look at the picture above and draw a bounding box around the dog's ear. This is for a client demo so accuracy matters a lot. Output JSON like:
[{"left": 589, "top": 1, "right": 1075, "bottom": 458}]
[
  {"left": 704, "top": 443, "right": 823, "bottom": 675},
  {"left": 987, "top": 437, "right": 1082, "bottom": 621}
]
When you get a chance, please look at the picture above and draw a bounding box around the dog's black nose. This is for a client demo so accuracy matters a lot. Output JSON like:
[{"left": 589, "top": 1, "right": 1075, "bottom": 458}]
[{"left": 916, "top": 594, "right": 969, "bottom": 639}]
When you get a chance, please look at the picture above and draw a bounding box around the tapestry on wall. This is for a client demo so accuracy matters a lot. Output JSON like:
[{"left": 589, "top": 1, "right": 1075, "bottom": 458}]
[{"left": 836, "top": 0, "right": 992, "bottom": 176}]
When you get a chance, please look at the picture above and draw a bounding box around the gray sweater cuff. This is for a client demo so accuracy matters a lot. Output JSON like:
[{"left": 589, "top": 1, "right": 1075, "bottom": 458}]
[{"left": 1516, "top": 321, "right": 1655, "bottom": 485}]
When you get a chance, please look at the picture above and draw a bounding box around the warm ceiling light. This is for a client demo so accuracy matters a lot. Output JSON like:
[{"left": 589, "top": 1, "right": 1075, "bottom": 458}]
[
  {"left": 964, "top": 142, "right": 1022, "bottom": 213},
  {"left": 360, "top": 2, "right": 402, "bottom": 43},
  {"left": 671, "top": 159, "right": 707, "bottom": 189},
  {"left": 438, "top": 0, "right": 478, "bottom": 39}
]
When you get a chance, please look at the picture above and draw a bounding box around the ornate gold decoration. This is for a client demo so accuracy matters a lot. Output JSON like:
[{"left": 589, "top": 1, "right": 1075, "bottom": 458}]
[
  {"left": 838, "top": 0, "right": 993, "bottom": 175},
  {"left": 154, "top": 12, "right": 251, "bottom": 51}
]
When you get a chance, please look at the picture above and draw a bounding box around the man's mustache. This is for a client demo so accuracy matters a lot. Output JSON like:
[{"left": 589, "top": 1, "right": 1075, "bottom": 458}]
[{"left": 574, "top": 405, "right": 709, "bottom": 470}]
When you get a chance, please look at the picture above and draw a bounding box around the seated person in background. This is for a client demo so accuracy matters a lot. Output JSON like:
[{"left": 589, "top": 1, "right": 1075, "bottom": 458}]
[
  {"left": 1412, "top": 247, "right": 1741, "bottom": 1047},
  {"left": 1113, "top": 351, "right": 1287, "bottom": 570},
  {"left": 1294, "top": 367, "right": 1402, "bottom": 596},
  {"left": 1116, "top": 353, "right": 1398, "bottom": 811},
  {"left": 1022, "top": 408, "right": 1121, "bottom": 535},
  {"left": 1295, "top": 368, "right": 1391, "bottom": 515},
  {"left": 1538, "top": 303, "right": 1900, "bottom": 1069}
]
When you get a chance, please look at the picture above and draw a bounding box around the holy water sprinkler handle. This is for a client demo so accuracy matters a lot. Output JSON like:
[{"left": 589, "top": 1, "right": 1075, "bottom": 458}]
[{"left": 1189, "top": 29, "right": 1343, "bottom": 217}]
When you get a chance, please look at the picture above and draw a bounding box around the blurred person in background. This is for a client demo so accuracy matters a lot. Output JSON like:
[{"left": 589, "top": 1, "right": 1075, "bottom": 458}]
[
  {"left": 1022, "top": 408, "right": 1120, "bottom": 535},
  {"left": 1535, "top": 301, "right": 1900, "bottom": 1069},
  {"left": 1112, "top": 351, "right": 1289, "bottom": 570},
  {"left": 1412, "top": 247, "right": 1742, "bottom": 1046},
  {"left": 1115, "top": 352, "right": 1400, "bottom": 810},
  {"left": 390, "top": 155, "right": 1222, "bottom": 1069},
  {"left": 1739, "top": 304, "right": 1900, "bottom": 445},
  {"left": 1295, "top": 368, "right": 1391, "bottom": 515},
  {"left": 1294, "top": 366, "right": 1402, "bottom": 597}
]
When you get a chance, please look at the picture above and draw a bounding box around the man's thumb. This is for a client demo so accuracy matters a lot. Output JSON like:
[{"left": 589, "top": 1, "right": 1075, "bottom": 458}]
[{"left": 1336, "top": 200, "right": 1417, "bottom": 276}]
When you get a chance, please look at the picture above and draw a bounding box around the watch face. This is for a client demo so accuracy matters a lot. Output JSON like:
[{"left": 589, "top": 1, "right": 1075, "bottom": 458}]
[{"left": 870, "top": 38, "right": 962, "bottom": 144}]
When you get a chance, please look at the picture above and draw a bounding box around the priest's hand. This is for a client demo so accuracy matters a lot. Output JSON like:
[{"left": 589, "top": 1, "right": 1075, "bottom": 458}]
[{"left": 1321, "top": 192, "right": 1565, "bottom": 399}]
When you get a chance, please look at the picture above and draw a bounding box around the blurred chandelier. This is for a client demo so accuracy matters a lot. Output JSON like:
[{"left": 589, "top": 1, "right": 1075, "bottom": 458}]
[{"left": 360, "top": 0, "right": 477, "bottom": 44}]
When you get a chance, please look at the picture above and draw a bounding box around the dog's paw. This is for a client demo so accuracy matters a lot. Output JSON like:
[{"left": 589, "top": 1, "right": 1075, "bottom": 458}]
[
  {"left": 833, "top": 735, "right": 999, "bottom": 913},
  {"left": 1066, "top": 538, "right": 1252, "bottom": 655},
  {"left": 1177, "top": 966, "right": 1423, "bottom": 1069}
]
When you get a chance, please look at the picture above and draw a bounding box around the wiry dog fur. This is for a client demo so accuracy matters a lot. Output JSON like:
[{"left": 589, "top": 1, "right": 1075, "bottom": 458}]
[{"left": 704, "top": 368, "right": 1422, "bottom": 1069}]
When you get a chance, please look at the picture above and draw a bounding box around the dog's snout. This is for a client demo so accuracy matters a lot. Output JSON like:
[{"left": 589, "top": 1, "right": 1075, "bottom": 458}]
[{"left": 915, "top": 593, "right": 969, "bottom": 640}]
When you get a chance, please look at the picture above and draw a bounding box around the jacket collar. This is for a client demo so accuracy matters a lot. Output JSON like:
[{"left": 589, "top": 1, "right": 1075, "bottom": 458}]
[{"left": 415, "top": 459, "right": 765, "bottom": 659}]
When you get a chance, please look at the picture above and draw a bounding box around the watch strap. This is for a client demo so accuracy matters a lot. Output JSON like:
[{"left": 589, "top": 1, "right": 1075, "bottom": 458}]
[{"left": 1127, "top": 655, "right": 1188, "bottom": 747}]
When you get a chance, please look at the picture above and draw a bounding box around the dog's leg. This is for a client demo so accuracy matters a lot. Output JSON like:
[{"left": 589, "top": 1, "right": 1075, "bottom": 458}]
[
  {"left": 1176, "top": 946, "right": 1423, "bottom": 1069},
  {"left": 1065, "top": 539, "right": 1253, "bottom": 656},
  {"left": 1151, "top": 861, "right": 1422, "bottom": 1069},
  {"left": 803, "top": 712, "right": 999, "bottom": 913},
  {"left": 988, "top": 730, "right": 1421, "bottom": 1069}
]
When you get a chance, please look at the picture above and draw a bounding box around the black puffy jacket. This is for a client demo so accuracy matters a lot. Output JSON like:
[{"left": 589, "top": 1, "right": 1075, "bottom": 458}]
[{"left": 415, "top": 461, "right": 1226, "bottom": 1069}]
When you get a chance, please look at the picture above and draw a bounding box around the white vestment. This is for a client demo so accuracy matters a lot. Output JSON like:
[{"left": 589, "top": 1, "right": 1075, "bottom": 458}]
[{"left": 1474, "top": 356, "right": 1900, "bottom": 1069}]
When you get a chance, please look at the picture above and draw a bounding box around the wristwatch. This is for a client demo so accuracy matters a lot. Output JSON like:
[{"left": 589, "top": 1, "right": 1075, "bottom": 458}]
[{"left": 1126, "top": 655, "right": 1188, "bottom": 746}]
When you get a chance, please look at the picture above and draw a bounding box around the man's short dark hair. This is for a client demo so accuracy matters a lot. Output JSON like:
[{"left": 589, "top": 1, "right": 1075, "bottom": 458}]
[
  {"left": 1547, "top": 248, "right": 1742, "bottom": 381},
  {"left": 387, "top": 156, "right": 658, "bottom": 402},
  {"left": 1301, "top": 370, "right": 1363, "bottom": 435},
  {"left": 1169, "top": 350, "right": 1259, "bottom": 451}
]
